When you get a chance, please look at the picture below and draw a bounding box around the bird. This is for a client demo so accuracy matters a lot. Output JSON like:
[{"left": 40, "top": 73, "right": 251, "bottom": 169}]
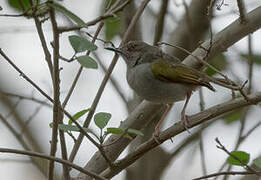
[{"left": 105, "top": 41, "right": 215, "bottom": 136}]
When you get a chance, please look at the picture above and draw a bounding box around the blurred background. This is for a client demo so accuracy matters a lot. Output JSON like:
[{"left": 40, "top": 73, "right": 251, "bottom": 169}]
[{"left": 0, "top": 0, "right": 261, "bottom": 179}]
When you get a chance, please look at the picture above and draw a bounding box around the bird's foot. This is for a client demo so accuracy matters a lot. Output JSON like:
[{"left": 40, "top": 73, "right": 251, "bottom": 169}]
[
  {"left": 181, "top": 114, "right": 191, "bottom": 134},
  {"left": 152, "top": 128, "right": 161, "bottom": 144}
]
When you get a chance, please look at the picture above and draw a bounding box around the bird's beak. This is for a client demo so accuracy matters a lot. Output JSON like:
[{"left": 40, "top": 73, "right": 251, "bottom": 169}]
[{"left": 105, "top": 47, "right": 127, "bottom": 56}]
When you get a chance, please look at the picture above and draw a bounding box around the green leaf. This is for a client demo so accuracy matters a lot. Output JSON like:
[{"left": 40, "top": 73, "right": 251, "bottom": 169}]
[
  {"left": 253, "top": 157, "right": 261, "bottom": 168},
  {"left": 47, "top": 2, "right": 87, "bottom": 27},
  {"left": 8, "top": 0, "right": 31, "bottom": 12},
  {"left": 94, "top": 112, "right": 111, "bottom": 130},
  {"left": 58, "top": 124, "right": 90, "bottom": 134},
  {"left": 227, "top": 151, "right": 250, "bottom": 166},
  {"left": 77, "top": 55, "right": 98, "bottom": 69},
  {"left": 206, "top": 54, "right": 227, "bottom": 76},
  {"left": 224, "top": 109, "right": 243, "bottom": 124},
  {"left": 72, "top": 109, "right": 91, "bottom": 120},
  {"left": 69, "top": 35, "right": 97, "bottom": 53},
  {"left": 68, "top": 108, "right": 92, "bottom": 125},
  {"left": 0, "top": 6, "right": 3, "bottom": 11},
  {"left": 58, "top": 124, "right": 100, "bottom": 140},
  {"left": 105, "top": 127, "right": 143, "bottom": 137},
  {"left": 127, "top": 129, "right": 144, "bottom": 136},
  {"left": 241, "top": 54, "right": 261, "bottom": 65},
  {"left": 124, "top": 134, "right": 133, "bottom": 140},
  {"left": 105, "top": 17, "right": 121, "bottom": 41},
  {"left": 106, "top": 127, "right": 124, "bottom": 135},
  {"left": 59, "top": 124, "right": 81, "bottom": 132}
]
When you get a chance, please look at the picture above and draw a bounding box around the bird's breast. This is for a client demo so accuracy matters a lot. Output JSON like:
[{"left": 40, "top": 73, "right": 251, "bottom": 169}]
[{"left": 126, "top": 64, "right": 192, "bottom": 103}]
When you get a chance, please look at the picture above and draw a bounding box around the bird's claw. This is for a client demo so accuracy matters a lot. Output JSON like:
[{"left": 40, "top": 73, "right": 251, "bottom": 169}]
[
  {"left": 153, "top": 129, "right": 161, "bottom": 144},
  {"left": 181, "top": 114, "right": 191, "bottom": 134}
]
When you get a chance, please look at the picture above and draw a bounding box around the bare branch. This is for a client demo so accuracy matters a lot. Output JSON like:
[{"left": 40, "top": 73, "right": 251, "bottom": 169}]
[
  {"left": 215, "top": 138, "right": 260, "bottom": 175},
  {"left": 0, "top": 148, "right": 107, "bottom": 180},
  {"left": 101, "top": 92, "right": 261, "bottom": 178},
  {"left": 193, "top": 170, "right": 259, "bottom": 180},
  {"left": 49, "top": 5, "right": 68, "bottom": 179},
  {"left": 72, "top": 1, "right": 152, "bottom": 178},
  {"left": 153, "top": 0, "right": 169, "bottom": 45},
  {"left": 58, "top": 0, "right": 131, "bottom": 33},
  {"left": 237, "top": 0, "right": 247, "bottom": 24}
]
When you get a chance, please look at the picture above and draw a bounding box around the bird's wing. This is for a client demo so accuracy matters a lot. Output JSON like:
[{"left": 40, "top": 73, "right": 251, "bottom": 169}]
[{"left": 150, "top": 59, "right": 215, "bottom": 91}]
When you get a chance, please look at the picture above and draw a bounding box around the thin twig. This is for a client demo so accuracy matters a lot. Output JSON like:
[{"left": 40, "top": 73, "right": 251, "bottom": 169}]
[
  {"left": 0, "top": 48, "right": 54, "bottom": 103},
  {"left": 0, "top": 113, "right": 35, "bottom": 163},
  {"left": 65, "top": 23, "right": 105, "bottom": 162},
  {"left": 198, "top": 88, "right": 207, "bottom": 176},
  {"left": 247, "top": 35, "right": 253, "bottom": 94},
  {"left": 153, "top": 0, "right": 169, "bottom": 45},
  {"left": 62, "top": 22, "right": 104, "bottom": 108},
  {"left": 85, "top": 32, "right": 115, "bottom": 47},
  {"left": 0, "top": 48, "right": 108, "bottom": 177},
  {"left": 49, "top": 5, "right": 67, "bottom": 180},
  {"left": 100, "top": 92, "right": 261, "bottom": 178},
  {"left": 221, "top": 34, "right": 255, "bottom": 180},
  {"left": 92, "top": 52, "right": 128, "bottom": 105},
  {"left": 5, "top": 99, "right": 21, "bottom": 118},
  {"left": 58, "top": 0, "right": 131, "bottom": 33},
  {"left": 236, "top": 0, "right": 247, "bottom": 24},
  {"left": 203, "top": 1, "right": 214, "bottom": 62},
  {"left": 215, "top": 138, "right": 260, "bottom": 175},
  {"left": 242, "top": 121, "right": 261, "bottom": 139},
  {"left": 221, "top": 108, "right": 248, "bottom": 180},
  {"left": 0, "top": 49, "right": 101, "bottom": 152},
  {"left": 69, "top": 0, "right": 151, "bottom": 163},
  {"left": 0, "top": 148, "right": 107, "bottom": 180},
  {"left": 61, "top": 21, "right": 115, "bottom": 168},
  {"left": 0, "top": 91, "right": 52, "bottom": 107},
  {"left": 216, "top": 0, "right": 226, "bottom": 10},
  {"left": 21, "top": 104, "right": 44, "bottom": 135},
  {"left": 33, "top": 17, "right": 53, "bottom": 81},
  {"left": 0, "top": 13, "right": 27, "bottom": 17},
  {"left": 193, "top": 170, "right": 258, "bottom": 180}
]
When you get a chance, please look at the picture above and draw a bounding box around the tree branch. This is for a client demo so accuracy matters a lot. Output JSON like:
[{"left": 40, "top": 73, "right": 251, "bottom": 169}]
[
  {"left": 0, "top": 148, "right": 107, "bottom": 180},
  {"left": 101, "top": 92, "right": 261, "bottom": 178}
]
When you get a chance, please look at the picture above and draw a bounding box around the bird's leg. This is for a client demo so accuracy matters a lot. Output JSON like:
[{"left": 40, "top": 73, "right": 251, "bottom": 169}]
[
  {"left": 181, "top": 92, "right": 192, "bottom": 131},
  {"left": 154, "top": 103, "right": 173, "bottom": 137}
]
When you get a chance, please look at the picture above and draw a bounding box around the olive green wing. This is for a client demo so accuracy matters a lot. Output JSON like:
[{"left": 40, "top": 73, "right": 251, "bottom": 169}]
[{"left": 150, "top": 59, "right": 215, "bottom": 91}]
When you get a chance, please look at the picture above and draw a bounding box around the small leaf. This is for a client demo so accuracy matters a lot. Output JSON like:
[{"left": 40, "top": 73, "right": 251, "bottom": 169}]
[
  {"left": 47, "top": 2, "right": 87, "bottom": 27},
  {"left": 224, "top": 109, "right": 243, "bottom": 124},
  {"left": 77, "top": 55, "right": 98, "bottom": 69},
  {"left": 69, "top": 35, "right": 97, "bottom": 53},
  {"left": 69, "top": 108, "right": 92, "bottom": 125},
  {"left": 127, "top": 129, "right": 144, "bottom": 136},
  {"left": 94, "top": 112, "right": 111, "bottom": 130},
  {"left": 72, "top": 109, "right": 91, "bottom": 120},
  {"left": 8, "top": 0, "right": 31, "bottom": 12},
  {"left": 241, "top": 54, "right": 261, "bottom": 65},
  {"left": 59, "top": 124, "right": 81, "bottom": 132},
  {"left": 58, "top": 124, "right": 100, "bottom": 140},
  {"left": 227, "top": 151, "right": 250, "bottom": 166},
  {"left": 105, "top": 17, "right": 121, "bottom": 41},
  {"left": 124, "top": 134, "right": 133, "bottom": 140},
  {"left": 253, "top": 157, "right": 261, "bottom": 168},
  {"left": 0, "top": 6, "right": 3, "bottom": 11},
  {"left": 206, "top": 53, "right": 227, "bottom": 76},
  {"left": 106, "top": 127, "right": 124, "bottom": 135},
  {"left": 58, "top": 124, "right": 93, "bottom": 134},
  {"left": 49, "top": 122, "right": 53, "bottom": 128}
]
